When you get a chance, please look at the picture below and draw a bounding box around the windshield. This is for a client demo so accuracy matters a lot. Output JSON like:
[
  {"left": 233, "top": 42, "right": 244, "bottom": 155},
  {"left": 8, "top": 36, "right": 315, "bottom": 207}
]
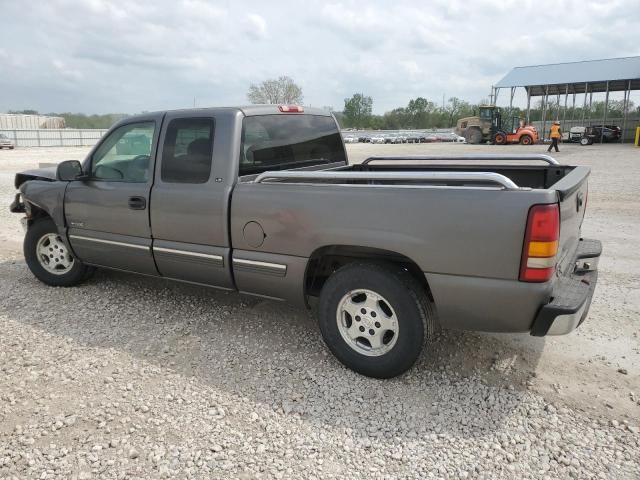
[{"left": 240, "top": 114, "right": 347, "bottom": 176}]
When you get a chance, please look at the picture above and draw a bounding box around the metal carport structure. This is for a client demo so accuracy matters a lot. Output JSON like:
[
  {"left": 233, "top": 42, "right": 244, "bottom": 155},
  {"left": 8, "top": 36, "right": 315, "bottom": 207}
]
[{"left": 493, "top": 56, "right": 640, "bottom": 142}]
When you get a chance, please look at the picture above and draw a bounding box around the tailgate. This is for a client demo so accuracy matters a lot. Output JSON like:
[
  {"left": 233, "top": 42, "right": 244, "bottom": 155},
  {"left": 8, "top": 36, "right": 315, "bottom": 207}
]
[{"left": 553, "top": 166, "right": 590, "bottom": 277}]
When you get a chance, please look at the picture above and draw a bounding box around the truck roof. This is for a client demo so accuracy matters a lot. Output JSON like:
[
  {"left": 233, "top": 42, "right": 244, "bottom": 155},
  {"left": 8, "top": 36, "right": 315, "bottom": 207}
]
[{"left": 123, "top": 105, "right": 332, "bottom": 123}]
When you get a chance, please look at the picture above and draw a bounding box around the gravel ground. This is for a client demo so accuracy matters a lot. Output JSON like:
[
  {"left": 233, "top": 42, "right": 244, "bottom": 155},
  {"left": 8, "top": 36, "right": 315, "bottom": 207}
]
[{"left": 0, "top": 143, "right": 638, "bottom": 479}]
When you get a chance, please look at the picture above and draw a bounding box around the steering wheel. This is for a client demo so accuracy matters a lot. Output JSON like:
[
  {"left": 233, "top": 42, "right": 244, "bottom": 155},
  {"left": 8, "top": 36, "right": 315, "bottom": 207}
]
[
  {"left": 131, "top": 154, "right": 150, "bottom": 168},
  {"left": 94, "top": 164, "right": 124, "bottom": 180}
]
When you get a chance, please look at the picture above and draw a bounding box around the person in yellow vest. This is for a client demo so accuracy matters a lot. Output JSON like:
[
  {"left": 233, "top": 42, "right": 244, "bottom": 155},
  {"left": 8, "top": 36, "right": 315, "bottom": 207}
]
[{"left": 548, "top": 121, "right": 561, "bottom": 152}]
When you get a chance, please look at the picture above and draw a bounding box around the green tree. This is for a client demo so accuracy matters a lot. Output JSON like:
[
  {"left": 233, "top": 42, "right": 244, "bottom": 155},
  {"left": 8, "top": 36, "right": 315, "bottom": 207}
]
[
  {"left": 406, "top": 97, "right": 436, "bottom": 128},
  {"left": 247, "top": 76, "right": 303, "bottom": 104},
  {"left": 343, "top": 94, "right": 373, "bottom": 128},
  {"left": 445, "top": 97, "right": 474, "bottom": 127}
]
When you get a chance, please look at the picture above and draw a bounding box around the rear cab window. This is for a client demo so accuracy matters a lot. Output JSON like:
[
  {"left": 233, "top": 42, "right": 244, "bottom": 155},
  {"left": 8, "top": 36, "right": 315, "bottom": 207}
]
[
  {"left": 161, "top": 118, "right": 214, "bottom": 184},
  {"left": 240, "top": 114, "right": 347, "bottom": 177}
]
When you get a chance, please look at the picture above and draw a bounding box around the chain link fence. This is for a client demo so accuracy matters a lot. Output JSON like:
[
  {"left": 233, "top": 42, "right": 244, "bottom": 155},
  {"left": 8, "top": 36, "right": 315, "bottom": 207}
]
[{"left": 0, "top": 129, "right": 108, "bottom": 147}]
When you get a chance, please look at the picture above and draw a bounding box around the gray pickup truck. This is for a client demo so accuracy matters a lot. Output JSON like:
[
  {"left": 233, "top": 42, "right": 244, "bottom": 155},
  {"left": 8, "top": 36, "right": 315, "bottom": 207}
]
[{"left": 10, "top": 105, "right": 601, "bottom": 378}]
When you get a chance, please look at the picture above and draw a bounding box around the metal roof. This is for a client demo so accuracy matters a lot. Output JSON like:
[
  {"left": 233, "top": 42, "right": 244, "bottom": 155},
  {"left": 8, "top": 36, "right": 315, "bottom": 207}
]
[{"left": 495, "top": 56, "right": 640, "bottom": 96}]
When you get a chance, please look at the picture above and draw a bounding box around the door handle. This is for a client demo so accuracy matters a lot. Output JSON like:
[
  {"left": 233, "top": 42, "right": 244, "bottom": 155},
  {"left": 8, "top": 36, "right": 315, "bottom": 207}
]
[{"left": 128, "top": 196, "right": 146, "bottom": 210}]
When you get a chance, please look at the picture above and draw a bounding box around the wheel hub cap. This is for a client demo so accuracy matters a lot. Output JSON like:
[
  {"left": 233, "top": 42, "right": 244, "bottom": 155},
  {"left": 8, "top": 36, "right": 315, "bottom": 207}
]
[
  {"left": 336, "top": 289, "right": 399, "bottom": 357},
  {"left": 36, "top": 233, "right": 74, "bottom": 275}
]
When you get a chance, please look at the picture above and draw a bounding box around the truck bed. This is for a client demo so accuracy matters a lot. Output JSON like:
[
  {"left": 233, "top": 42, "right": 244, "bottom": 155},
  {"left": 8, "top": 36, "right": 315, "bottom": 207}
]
[{"left": 232, "top": 154, "right": 591, "bottom": 333}]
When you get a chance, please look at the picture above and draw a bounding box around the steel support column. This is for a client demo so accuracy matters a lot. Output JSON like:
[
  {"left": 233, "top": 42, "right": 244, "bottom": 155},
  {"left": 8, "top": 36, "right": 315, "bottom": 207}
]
[
  {"left": 621, "top": 80, "right": 631, "bottom": 143},
  {"left": 526, "top": 88, "right": 531, "bottom": 123},
  {"left": 601, "top": 81, "right": 609, "bottom": 144},
  {"left": 581, "top": 82, "right": 588, "bottom": 124},
  {"left": 562, "top": 85, "right": 569, "bottom": 130},
  {"left": 541, "top": 85, "right": 549, "bottom": 141}
]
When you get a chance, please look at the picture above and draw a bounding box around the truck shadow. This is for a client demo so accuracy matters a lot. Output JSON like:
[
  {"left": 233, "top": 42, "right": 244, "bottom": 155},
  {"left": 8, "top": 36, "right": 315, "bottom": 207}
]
[{"left": 1, "top": 261, "right": 546, "bottom": 442}]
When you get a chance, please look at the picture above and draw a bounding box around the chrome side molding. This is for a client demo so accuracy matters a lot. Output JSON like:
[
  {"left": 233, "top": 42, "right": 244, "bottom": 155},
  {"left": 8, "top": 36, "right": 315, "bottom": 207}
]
[
  {"left": 233, "top": 258, "right": 287, "bottom": 277},
  {"left": 69, "top": 235, "right": 149, "bottom": 251},
  {"left": 153, "top": 246, "right": 223, "bottom": 262}
]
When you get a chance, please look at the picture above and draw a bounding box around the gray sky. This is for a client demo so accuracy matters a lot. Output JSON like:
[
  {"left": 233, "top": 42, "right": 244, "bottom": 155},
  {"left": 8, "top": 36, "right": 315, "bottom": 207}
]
[{"left": 1, "top": 0, "right": 638, "bottom": 114}]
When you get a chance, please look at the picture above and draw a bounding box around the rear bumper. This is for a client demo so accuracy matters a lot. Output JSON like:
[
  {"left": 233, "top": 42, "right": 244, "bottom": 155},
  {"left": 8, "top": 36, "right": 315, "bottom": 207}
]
[{"left": 530, "top": 238, "right": 602, "bottom": 336}]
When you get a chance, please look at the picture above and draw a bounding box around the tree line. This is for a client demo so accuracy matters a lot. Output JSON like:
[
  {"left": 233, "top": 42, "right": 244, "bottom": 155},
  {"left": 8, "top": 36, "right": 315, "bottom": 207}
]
[
  {"left": 338, "top": 94, "right": 637, "bottom": 130},
  {"left": 339, "top": 94, "right": 480, "bottom": 130}
]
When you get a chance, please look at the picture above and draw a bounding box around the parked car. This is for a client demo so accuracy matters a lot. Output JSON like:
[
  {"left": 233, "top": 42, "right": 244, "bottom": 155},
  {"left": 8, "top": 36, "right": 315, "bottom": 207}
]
[
  {"left": 358, "top": 135, "right": 371, "bottom": 143},
  {"left": 370, "top": 134, "right": 386, "bottom": 144},
  {"left": 590, "top": 124, "right": 621, "bottom": 143},
  {"left": 566, "top": 126, "right": 598, "bottom": 146},
  {"left": 0, "top": 133, "right": 16, "bottom": 149},
  {"left": 10, "top": 105, "right": 601, "bottom": 379},
  {"left": 406, "top": 133, "right": 421, "bottom": 143},
  {"left": 343, "top": 135, "right": 359, "bottom": 144}
]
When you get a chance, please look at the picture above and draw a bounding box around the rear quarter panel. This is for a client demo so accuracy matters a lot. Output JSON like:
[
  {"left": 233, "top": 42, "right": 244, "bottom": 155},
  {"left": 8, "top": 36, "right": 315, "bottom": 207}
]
[{"left": 230, "top": 182, "right": 558, "bottom": 330}]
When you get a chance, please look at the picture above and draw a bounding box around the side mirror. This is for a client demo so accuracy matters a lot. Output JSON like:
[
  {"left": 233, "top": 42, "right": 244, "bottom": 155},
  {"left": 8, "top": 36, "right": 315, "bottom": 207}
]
[{"left": 56, "top": 160, "right": 84, "bottom": 181}]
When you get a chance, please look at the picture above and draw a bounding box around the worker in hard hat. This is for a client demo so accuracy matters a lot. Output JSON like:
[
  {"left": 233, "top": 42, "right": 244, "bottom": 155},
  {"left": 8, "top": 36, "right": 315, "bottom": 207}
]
[{"left": 548, "top": 121, "right": 561, "bottom": 153}]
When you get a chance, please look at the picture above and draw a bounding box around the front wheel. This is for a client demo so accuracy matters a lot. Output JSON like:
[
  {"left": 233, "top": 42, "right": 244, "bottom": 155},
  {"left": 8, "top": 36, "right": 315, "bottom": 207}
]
[
  {"left": 318, "top": 263, "right": 435, "bottom": 378},
  {"left": 494, "top": 133, "right": 507, "bottom": 145},
  {"left": 24, "top": 218, "right": 90, "bottom": 287}
]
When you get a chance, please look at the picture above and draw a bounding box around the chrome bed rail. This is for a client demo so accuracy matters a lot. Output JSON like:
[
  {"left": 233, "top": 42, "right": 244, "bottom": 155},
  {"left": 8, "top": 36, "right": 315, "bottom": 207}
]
[
  {"left": 253, "top": 170, "right": 520, "bottom": 190},
  {"left": 361, "top": 154, "right": 560, "bottom": 166}
]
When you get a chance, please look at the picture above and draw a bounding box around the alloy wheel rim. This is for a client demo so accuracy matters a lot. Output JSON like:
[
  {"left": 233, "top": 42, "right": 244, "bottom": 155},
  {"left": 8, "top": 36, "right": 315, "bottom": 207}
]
[
  {"left": 36, "top": 233, "right": 74, "bottom": 275},
  {"left": 336, "top": 289, "right": 399, "bottom": 357}
]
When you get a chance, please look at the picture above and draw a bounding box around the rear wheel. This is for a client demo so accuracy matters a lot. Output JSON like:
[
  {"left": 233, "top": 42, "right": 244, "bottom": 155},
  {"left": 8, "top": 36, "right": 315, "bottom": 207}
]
[
  {"left": 318, "top": 263, "right": 435, "bottom": 378},
  {"left": 24, "top": 218, "right": 89, "bottom": 287},
  {"left": 467, "top": 128, "right": 482, "bottom": 144},
  {"left": 520, "top": 135, "right": 533, "bottom": 145}
]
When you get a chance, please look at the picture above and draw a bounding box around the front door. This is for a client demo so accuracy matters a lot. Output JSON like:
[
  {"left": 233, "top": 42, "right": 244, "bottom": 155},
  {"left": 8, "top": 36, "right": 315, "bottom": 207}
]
[{"left": 65, "top": 116, "right": 162, "bottom": 275}]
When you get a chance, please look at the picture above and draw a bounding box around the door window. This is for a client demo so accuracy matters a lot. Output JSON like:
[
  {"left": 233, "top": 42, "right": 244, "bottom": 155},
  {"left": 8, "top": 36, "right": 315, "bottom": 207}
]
[
  {"left": 91, "top": 122, "right": 155, "bottom": 182},
  {"left": 161, "top": 118, "right": 214, "bottom": 183}
]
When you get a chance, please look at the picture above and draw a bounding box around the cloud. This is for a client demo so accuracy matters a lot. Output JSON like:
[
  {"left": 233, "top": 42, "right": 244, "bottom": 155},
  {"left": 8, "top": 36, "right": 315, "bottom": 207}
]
[
  {"left": 244, "top": 14, "right": 267, "bottom": 40},
  {"left": 0, "top": 0, "right": 637, "bottom": 114}
]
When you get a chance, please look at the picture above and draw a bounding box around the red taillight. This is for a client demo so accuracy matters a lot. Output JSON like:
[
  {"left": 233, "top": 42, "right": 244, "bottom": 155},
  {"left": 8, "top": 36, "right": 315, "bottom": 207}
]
[
  {"left": 520, "top": 203, "right": 560, "bottom": 282},
  {"left": 278, "top": 105, "right": 304, "bottom": 113}
]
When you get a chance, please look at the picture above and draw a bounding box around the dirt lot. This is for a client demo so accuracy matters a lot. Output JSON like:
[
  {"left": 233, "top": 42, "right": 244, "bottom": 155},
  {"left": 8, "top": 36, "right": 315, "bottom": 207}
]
[{"left": 0, "top": 143, "right": 638, "bottom": 479}]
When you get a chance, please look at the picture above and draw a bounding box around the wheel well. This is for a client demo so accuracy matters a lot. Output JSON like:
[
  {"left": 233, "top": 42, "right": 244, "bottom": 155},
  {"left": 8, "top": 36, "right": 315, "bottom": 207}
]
[
  {"left": 305, "top": 245, "right": 432, "bottom": 301},
  {"left": 27, "top": 203, "right": 51, "bottom": 221}
]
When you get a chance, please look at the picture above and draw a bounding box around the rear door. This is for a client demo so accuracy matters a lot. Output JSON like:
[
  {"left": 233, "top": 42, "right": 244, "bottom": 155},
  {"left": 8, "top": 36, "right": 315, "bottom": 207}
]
[
  {"left": 149, "top": 111, "right": 234, "bottom": 289},
  {"left": 65, "top": 116, "right": 162, "bottom": 275}
]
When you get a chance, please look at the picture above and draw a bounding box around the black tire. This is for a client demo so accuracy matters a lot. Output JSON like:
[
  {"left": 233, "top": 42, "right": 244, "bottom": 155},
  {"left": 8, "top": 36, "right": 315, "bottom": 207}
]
[
  {"left": 467, "top": 128, "right": 482, "bottom": 144},
  {"left": 520, "top": 135, "right": 533, "bottom": 145},
  {"left": 24, "top": 218, "right": 89, "bottom": 287},
  {"left": 580, "top": 137, "right": 590, "bottom": 146},
  {"left": 494, "top": 133, "right": 507, "bottom": 145},
  {"left": 318, "top": 262, "right": 435, "bottom": 378}
]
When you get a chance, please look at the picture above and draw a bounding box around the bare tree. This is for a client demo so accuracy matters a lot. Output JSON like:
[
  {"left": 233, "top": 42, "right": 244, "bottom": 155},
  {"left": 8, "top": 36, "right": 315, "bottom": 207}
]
[{"left": 247, "top": 76, "right": 303, "bottom": 104}]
